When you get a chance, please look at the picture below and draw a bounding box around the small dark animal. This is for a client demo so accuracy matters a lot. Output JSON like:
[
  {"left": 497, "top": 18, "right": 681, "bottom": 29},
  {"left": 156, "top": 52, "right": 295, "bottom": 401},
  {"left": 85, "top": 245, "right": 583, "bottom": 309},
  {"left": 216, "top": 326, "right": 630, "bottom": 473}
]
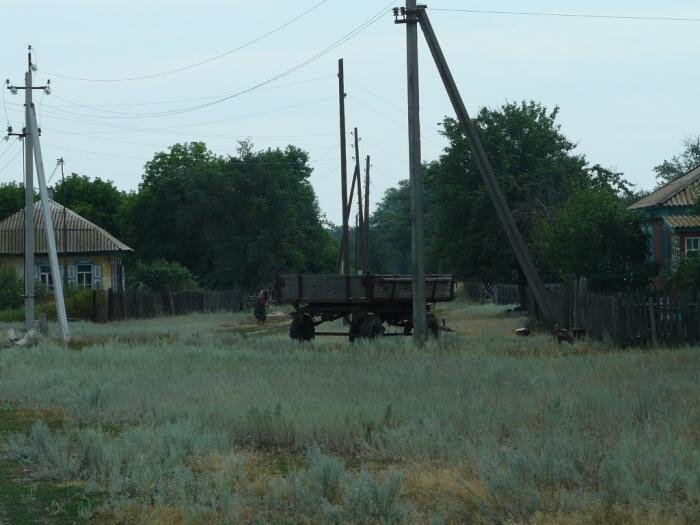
[
  {"left": 553, "top": 323, "right": 574, "bottom": 344},
  {"left": 515, "top": 327, "right": 531, "bottom": 337}
]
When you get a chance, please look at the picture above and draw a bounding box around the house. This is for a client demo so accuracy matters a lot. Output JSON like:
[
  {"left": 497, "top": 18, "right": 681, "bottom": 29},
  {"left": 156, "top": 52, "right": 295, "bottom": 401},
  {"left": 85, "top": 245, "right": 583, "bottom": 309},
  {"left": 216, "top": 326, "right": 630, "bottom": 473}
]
[
  {"left": 0, "top": 200, "right": 132, "bottom": 291},
  {"left": 629, "top": 165, "right": 700, "bottom": 271}
]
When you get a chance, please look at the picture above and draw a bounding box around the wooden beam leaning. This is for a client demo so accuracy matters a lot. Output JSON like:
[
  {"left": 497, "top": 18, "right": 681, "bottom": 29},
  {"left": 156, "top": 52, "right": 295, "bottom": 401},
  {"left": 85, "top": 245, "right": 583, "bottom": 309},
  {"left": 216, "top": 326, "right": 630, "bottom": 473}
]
[{"left": 415, "top": 6, "right": 554, "bottom": 325}]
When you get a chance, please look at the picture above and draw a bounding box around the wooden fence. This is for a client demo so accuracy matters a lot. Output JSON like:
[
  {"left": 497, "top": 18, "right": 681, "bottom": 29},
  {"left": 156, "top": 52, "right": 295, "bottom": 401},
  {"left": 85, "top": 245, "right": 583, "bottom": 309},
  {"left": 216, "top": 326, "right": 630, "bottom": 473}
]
[
  {"left": 526, "top": 285, "right": 700, "bottom": 347},
  {"left": 98, "top": 288, "right": 242, "bottom": 322}
]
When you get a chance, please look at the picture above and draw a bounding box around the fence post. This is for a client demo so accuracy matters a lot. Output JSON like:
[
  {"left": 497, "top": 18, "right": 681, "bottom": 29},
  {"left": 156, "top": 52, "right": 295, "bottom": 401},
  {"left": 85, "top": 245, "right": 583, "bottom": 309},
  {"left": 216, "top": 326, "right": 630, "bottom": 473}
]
[
  {"left": 92, "top": 290, "right": 98, "bottom": 323},
  {"left": 648, "top": 298, "right": 658, "bottom": 347},
  {"left": 107, "top": 288, "right": 113, "bottom": 322}
]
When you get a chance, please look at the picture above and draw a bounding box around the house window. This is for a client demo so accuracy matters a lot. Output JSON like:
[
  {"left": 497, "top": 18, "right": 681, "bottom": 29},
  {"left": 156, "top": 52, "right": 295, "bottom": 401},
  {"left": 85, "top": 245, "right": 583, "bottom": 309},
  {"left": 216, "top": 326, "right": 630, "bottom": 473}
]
[
  {"left": 39, "top": 265, "right": 53, "bottom": 290},
  {"left": 686, "top": 237, "right": 700, "bottom": 256},
  {"left": 76, "top": 264, "right": 93, "bottom": 288}
]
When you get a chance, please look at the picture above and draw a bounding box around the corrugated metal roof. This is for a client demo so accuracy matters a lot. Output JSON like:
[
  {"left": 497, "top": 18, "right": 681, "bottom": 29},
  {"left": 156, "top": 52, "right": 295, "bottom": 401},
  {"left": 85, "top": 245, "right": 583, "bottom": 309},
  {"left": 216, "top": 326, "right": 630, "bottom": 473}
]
[
  {"left": 664, "top": 214, "right": 700, "bottom": 229},
  {"left": 629, "top": 165, "right": 700, "bottom": 209},
  {"left": 0, "top": 200, "right": 133, "bottom": 255}
]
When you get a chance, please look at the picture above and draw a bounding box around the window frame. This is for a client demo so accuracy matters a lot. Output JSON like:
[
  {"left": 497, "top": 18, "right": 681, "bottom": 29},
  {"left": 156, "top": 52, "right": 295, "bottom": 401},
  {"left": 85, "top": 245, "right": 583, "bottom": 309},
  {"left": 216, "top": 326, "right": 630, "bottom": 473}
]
[{"left": 685, "top": 236, "right": 700, "bottom": 256}]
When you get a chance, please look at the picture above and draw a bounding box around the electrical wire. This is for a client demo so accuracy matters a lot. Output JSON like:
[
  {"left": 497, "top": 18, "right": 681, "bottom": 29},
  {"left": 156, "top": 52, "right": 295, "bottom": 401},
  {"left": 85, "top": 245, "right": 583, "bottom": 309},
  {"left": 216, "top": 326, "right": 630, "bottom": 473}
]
[
  {"left": 47, "top": 161, "right": 60, "bottom": 184},
  {"left": 43, "top": 94, "right": 337, "bottom": 127},
  {"left": 39, "top": 3, "right": 393, "bottom": 120},
  {"left": 49, "top": 74, "right": 335, "bottom": 112},
  {"left": 0, "top": 144, "right": 21, "bottom": 175},
  {"left": 429, "top": 7, "right": 700, "bottom": 23},
  {"left": 1, "top": 82, "right": 10, "bottom": 127},
  {"left": 39, "top": 0, "right": 332, "bottom": 82}
]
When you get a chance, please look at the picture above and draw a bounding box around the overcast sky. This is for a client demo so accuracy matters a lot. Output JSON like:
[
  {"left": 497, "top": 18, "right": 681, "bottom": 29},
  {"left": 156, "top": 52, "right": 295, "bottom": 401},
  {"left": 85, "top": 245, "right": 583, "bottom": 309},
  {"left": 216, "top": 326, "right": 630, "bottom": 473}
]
[{"left": 1, "top": 0, "right": 699, "bottom": 224}]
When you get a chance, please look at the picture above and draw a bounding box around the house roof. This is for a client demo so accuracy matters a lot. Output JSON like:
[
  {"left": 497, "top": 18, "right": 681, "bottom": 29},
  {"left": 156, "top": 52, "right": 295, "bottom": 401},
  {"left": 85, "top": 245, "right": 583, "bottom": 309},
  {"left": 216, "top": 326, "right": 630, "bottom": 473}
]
[
  {"left": 0, "top": 200, "right": 133, "bottom": 255},
  {"left": 664, "top": 215, "right": 700, "bottom": 230},
  {"left": 629, "top": 165, "right": 700, "bottom": 210}
]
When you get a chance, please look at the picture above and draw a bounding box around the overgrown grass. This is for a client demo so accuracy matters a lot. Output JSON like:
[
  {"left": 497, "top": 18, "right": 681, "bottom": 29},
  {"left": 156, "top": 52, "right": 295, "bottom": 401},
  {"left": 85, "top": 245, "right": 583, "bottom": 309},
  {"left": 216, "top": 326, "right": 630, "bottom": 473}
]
[{"left": 0, "top": 304, "right": 698, "bottom": 522}]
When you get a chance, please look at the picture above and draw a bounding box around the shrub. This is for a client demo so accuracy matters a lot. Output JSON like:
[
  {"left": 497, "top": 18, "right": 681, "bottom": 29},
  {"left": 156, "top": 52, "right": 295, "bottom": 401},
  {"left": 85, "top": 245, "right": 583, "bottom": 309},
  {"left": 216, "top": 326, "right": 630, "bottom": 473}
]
[
  {"left": 0, "top": 267, "right": 23, "bottom": 310},
  {"left": 128, "top": 259, "right": 193, "bottom": 292}
]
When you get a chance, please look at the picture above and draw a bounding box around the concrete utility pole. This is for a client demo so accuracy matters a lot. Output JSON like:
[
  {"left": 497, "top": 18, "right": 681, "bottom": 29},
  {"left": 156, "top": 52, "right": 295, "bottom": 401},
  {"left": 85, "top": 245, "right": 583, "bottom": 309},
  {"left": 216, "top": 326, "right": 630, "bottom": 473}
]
[
  {"left": 414, "top": 6, "right": 554, "bottom": 325},
  {"left": 28, "top": 108, "right": 70, "bottom": 343},
  {"left": 23, "top": 50, "right": 35, "bottom": 331},
  {"left": 364, "top": 155, "right": 371, "bottom": 272},
  {"left": 404, "top": 0, "right": 427, "bottom": 343},
  {"left": 58, "top": 157, "right": 68, "bottom": 286},
  {"left": 352, "top": 127, "right": 365, "bottom": 274},
  {"left": 338, "top": 59, "right": 350, "bottom": 274}
]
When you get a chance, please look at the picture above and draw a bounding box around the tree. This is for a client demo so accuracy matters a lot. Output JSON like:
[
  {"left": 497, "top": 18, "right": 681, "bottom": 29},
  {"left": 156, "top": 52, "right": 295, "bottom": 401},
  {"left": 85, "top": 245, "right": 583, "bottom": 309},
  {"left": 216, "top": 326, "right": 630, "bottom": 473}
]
[
  {"left": 534, "top": 188, "right": 656, "bottom": 293},
  {"left": 53, "top": 174, "right": 126, "bottom": 236},
  {"left": 654, "top": 136, "right": 700, "bottom": 186},
  {"left": 0, "top": 182, "right": 27, "bottom": 220},
  {"left": 426, "top": 101, "right": 590, "bottom": 284},
  {"left": 0, "top": 267, "right": 23, "bottom": 310},
  {"left": 129, "top": 259, "right": 192, "bottom": 291},
  {"left": 121, "top": 142, "right": 337, "bottom": 291},
  {"left": 368, "top": 181, "right": 412, "bottom": 274}
]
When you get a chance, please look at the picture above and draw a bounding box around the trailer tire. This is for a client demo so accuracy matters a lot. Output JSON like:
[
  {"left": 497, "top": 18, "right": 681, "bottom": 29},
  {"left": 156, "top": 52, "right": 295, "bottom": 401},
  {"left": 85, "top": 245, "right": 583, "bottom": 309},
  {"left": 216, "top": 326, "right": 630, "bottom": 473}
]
[
  {"left": 358, "top": 315, "right": 385, "bottom": 340},
  {"left": 290, "top": 313, "right": 315, "bottom": 341}
]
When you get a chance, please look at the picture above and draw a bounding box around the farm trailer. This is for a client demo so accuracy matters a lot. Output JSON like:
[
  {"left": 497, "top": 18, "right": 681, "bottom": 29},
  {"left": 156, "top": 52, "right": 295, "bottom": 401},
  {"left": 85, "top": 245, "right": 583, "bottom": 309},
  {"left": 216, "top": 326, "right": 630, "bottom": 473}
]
[{"left": 274, "top": 273, "right": 454, "bottom": 341}]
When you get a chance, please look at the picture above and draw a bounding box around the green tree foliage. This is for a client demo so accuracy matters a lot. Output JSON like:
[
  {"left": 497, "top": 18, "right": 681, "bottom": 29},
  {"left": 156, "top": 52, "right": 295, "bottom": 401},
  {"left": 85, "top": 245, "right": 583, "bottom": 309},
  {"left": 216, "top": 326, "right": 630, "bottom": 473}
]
[
  {"left": 661, "top": 255, "right": 700, "bottom": 297},
  {"left": 0, "top": 182, "right": 27, "bottom": 220},
  {"left": 368, "top": 180, "right": 412, "bottom": 274},
  {"left": 53, "top": 174, "right": 127, "bottom": 236},
  {"left": 122, "top": 142, "right": 337, "bottom": 290},
  {"left": 534, "top": 188, "right": 655, "bottom": 292},
  {"left": 0, "top": 267, "right": 23, "bottom": 310},
  {"left": 129, "top": 259, "right": 192, "bottom": 291},
  {"left": 654, "top": 136, "right": 700, "bottom": 186},
  {"left": 426, "top": 101, "right": 590, "bottom": 283}
]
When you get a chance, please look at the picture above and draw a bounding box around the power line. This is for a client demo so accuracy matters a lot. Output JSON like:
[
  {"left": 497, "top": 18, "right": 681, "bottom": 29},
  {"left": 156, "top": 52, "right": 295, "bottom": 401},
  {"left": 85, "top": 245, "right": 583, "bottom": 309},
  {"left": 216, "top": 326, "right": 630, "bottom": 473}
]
[
  {"left": 42, "top": 94, "right": 337, "bottom": 126},
  {"left": 0, "top": 144, "right": 21, "bottom": 175},
  {"left": 49, "top": 74, "right": 335, "bottom": 112},
  {"left": 38, "top": 0, "right": 332, "bottom": 82},
  {"left": 40, "top": 3, "right": 392, "bottom": 120},
  {"left": 429, "top": 7, "right": 700, "bottom": 23}
]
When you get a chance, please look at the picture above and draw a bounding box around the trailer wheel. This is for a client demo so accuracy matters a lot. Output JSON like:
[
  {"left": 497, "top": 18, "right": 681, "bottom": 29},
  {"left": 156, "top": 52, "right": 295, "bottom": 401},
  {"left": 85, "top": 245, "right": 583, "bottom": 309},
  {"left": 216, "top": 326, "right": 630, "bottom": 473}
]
[
  {"left": 358, "top": 315, "right": 385, "bottom": 340},
  {"left": 290, "top": 313, "right": 315, "bottom": 341}
]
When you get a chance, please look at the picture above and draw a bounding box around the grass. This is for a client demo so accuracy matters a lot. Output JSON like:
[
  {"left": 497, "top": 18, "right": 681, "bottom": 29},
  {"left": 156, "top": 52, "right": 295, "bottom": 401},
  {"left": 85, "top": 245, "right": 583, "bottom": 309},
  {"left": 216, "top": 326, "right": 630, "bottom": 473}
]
[{"left": 0, "top": 303, "right": 698, "bottom": 523}]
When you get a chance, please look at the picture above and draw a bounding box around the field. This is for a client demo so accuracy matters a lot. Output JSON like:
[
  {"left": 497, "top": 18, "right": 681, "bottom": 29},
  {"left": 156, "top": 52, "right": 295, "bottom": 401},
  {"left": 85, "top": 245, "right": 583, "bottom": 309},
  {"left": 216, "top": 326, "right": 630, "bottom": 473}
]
[{"left": 0, "top": 303, "right": 698, "bottom": 524}]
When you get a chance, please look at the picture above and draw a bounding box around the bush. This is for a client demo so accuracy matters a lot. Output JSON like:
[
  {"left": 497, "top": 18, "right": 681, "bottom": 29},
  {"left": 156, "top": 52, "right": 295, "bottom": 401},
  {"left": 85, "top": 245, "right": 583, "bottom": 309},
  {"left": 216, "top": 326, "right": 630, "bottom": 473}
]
[
  {"left": 0, "top": 267, "right": 23, "bottom": 310},
  {"left": 128, "top": 259, "right": 193, "bottom": 292},
  {"left": 661, "top": 254, "right": 700, "bottom": 297}
]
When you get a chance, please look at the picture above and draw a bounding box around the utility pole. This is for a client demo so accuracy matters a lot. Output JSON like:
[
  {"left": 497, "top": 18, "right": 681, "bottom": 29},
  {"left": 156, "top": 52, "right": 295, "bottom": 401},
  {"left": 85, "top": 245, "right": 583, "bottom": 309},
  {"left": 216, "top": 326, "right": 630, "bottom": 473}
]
[
  {"left": 412, "top": 5, "right": 554, "bottom": 325},
  {"left": 352, "top": 127, "right": 365, "bottom": 274},
  {"left": 338, "top": 59, "right": 350, "bottom": 274},
  {"left": 7, "top": 46, "right": 68, "bottom": 341},
  {"left": 58, "top": 157, "right": 67, "bottom": 286},
  {"left": 398, "top": 0, "right": 427, "bottom": 344},
  {"left": 364, "top": 155, "right": 371, "bottom": 272},
  {"left": 23, "top": 49, "right": 35, "bottom": 332}
]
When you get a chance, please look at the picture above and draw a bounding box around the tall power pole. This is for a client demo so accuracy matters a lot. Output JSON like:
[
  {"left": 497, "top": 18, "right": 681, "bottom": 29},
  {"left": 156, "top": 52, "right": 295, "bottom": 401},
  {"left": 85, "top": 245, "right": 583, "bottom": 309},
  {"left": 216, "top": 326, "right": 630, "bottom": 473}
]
[
  {"left": 405, "top": 0, "right": 427, "bottom": 343},
  {"left": 364, "top": 155, "right": 371, "bottom": 272},
  {"left": 58, "top": 157, "right": 68, "bottom": 286},
  {"left": 338, "top": 59, "right": 350, "bottom": 274},
  {"left": 352, "top": 128, "right": 365, "bottom": 274},
  {"left": 23, "top": 50, "right": 35, "bottom": 331}
]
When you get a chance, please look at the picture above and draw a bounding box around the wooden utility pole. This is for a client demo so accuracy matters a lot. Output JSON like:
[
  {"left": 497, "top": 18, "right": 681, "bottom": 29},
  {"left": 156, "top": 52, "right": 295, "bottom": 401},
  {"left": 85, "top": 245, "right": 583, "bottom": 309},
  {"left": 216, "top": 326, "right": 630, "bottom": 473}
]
[
  {"left": 352, "top": 128, "right": 365, "bottom": 274},
  {"left": 364, "top": 155, "right": 371, "bottom": 272},
  {"left": 338, "top": 59, "right": 350, "bottom": 274},
  {"left": 414, "top": 6, "right": 554, "bottom": 324},
  {"left": 23, "top": 51, "right": 35, "bottom": 331},
  {"left": 405, "top": 0, "right": 427, "bottom": 343}
]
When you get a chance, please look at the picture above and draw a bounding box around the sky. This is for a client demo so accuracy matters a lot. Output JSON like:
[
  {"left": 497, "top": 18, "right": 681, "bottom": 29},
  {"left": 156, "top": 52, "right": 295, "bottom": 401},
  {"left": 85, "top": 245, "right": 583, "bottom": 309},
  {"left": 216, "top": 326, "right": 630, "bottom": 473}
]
[{"left": 0, "top": 0, "right": 699, "bottom": 224}]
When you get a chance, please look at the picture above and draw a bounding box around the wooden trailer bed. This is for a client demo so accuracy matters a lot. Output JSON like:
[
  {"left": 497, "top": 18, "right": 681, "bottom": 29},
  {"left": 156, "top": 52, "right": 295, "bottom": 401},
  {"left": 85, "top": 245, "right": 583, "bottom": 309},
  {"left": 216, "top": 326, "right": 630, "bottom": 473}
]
[{"left": 274, "top": 273, "right": 454, "bottom": 341}]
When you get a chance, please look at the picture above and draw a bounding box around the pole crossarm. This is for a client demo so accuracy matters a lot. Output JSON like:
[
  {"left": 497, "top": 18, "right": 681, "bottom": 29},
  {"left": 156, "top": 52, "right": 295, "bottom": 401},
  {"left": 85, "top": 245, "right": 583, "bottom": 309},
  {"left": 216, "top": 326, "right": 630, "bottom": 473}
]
[{"left": 414, "top": 6, "right": 554, "bottom": 324}]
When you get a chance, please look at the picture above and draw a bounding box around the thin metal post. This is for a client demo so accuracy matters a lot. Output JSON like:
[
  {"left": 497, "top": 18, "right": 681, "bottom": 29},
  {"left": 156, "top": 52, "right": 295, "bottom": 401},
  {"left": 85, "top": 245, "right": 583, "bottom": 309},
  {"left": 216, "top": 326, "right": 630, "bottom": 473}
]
[
  {"left": 23, "top": 57, "right": 34, "bottom": 331},
  {"left": 416, "top": 7, "right": 554, "bottom": 325},
  {"left": 338, "top": 59, "right": 350, "bottom": 274},
  {"left": 406, "top": 0, "right": 427, "bottom": 343},
  {"left": 28, "top": 107, "right": 70, "bottom": 343}
]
